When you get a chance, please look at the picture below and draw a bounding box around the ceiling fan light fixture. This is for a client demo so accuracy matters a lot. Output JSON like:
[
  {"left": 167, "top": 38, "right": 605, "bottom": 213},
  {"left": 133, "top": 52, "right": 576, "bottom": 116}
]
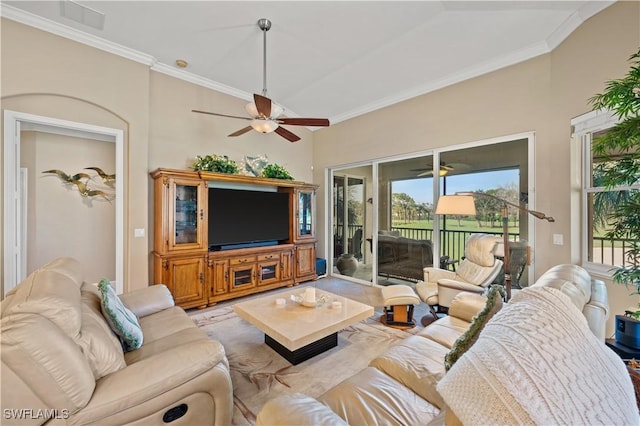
[
  {"left": 245, "top": 101, "right": 283, "bottom": 119},
  {"left": 250, "top": 119, "right": 278, "bottom": 133}
]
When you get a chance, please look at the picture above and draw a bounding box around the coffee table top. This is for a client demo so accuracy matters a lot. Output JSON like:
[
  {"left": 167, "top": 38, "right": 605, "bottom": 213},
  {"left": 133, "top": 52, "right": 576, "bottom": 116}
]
[{"left": 233, "top": 287, "right": 374, "bottom": 351}]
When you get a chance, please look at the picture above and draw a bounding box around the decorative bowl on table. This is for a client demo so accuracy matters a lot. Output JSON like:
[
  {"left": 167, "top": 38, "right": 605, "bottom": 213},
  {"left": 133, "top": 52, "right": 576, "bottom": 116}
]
[{"left": 290, "top": 293, "right": 330, "bottom": 308}]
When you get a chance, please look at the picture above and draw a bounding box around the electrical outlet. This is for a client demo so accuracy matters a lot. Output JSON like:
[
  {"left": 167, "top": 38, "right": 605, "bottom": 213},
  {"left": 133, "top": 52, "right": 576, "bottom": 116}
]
[
  {"left": 134, "top": 228, "right": 145, "bottom": 238},
  {"left": 553, "top": 234, "right": 563, "bottom": 245}
]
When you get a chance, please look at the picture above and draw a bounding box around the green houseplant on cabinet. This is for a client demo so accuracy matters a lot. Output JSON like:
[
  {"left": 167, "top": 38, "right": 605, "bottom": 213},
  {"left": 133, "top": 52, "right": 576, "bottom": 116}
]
[{"left": 589, "top": 48, "right": 640, "bottom": 318}]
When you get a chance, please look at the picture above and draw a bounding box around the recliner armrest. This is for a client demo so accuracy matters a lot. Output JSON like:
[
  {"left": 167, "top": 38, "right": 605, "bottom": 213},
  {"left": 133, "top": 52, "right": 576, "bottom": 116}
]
[
  {"left": 423, "top": 268, "right": 456, "bottom": 283},
  {"left": 75, "top": 340, "right": 228, "bottom": 423},
  {"left": 119, "top": 284, "right": 175, "bottom": 318}
]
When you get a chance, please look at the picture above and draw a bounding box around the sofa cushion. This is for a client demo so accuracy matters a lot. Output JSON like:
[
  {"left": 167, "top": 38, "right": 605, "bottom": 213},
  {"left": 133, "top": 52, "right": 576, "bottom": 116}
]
[
  {"left": 79, "top": 283, "right": 126, "bottom": 378},
  {"left": 444, "top": 285, "right": 503, "bottom": 371},
  {"left": 437, "top": 286, "right": 638, "bottom": 425},
  {"left": 257, "top": 393, "right": 349, "bottom": 426},
  {"left": 370, "top": 335, "right": 449, "bottom": 409},
  {"left": 99, "top": 279, "right": 143, "bottom": 352},
  {"left": 137, "top": 306, "right": 198, "bottom": 344},
  {"left": 417, "top": 315, "right": 469, "bottom": 349},
  {"left": 1, "top": 259, "right": 84, "bottom": 339},
  {"left": 319, "top": 367, "right": 440, "bottom": 426},
  {"left": 1, "top": 313, "right": 96, "bottom": 413}
]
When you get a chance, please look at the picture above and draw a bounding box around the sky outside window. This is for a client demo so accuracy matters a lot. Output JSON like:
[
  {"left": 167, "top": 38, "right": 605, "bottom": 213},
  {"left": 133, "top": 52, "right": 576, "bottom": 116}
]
[{"left": 392, "top": 169, "right": 518, "bottom": 205}]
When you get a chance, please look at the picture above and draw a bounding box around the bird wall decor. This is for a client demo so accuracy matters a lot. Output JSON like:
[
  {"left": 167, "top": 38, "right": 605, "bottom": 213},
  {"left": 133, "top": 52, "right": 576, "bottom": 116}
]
[
  {"left": 42, "top": 168, "right": 114, "bottom": 202},
  {"left": 42, "top": 169, "right": 91, "bottom": 183},
  {"left": 85, "top": 166, "right": 115, "bottom": 186},
  {"left": 70, "top": 180, "right": 111, "bottom": 201}
]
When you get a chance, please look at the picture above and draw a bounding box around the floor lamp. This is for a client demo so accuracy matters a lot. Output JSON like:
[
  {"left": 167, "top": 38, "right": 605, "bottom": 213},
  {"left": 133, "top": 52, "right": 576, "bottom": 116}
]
[{"left": 435, "top": 193, "right": 555, "bottom": 300}]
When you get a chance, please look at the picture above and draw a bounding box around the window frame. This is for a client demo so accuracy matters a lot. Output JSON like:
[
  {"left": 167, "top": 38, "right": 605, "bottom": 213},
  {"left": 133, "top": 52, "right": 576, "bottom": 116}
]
[{"left": 571, "top": 109, "right": 640, "bottom": 278}]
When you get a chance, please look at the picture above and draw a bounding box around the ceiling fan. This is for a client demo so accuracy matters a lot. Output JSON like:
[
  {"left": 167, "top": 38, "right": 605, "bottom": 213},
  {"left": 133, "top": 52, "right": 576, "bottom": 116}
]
[
  {"left": 192, "top": 18, "right": 330, "bottom": 142},
  {"left": 410, "top": 162, "right": 470, "bottom": 177}
]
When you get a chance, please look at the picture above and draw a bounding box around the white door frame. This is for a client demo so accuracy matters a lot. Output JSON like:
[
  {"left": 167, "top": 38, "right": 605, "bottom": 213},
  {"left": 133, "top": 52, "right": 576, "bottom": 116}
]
[{"left": 3, "top": 110, "right": 124, "bottom": 294}]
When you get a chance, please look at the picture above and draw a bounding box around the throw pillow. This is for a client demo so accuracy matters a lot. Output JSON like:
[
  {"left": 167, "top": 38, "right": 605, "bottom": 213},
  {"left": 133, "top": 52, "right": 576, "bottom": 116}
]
[
  {"left": 98, "top": 278, "right": 143, "bottom": 351},
  {"left": 444, "top": 285, "right": 504, "bottom": 370}
]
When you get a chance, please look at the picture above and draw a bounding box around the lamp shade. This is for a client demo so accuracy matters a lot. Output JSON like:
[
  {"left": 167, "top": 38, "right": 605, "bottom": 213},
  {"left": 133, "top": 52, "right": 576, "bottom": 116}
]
[{"left": 436, "top": 195, "right": 476, "bottom": 216}]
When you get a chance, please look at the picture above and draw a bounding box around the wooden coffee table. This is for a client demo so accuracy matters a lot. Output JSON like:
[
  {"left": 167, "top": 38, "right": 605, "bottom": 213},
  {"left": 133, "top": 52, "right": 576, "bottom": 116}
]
[{"left": 233, "top": 288, "right": 374, "bottom": 364}]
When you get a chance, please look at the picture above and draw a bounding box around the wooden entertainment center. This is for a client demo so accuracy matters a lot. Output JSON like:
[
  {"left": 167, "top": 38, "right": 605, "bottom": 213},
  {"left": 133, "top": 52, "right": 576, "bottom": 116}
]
[{"left": 151, "top": 168, "right": 317, "bottom": 309}]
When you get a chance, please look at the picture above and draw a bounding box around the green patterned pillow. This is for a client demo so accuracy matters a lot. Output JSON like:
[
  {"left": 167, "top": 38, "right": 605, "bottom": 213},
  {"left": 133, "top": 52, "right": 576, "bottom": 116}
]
[
  {"left": 444, "top": 285, "right": 504, "bottom": 371},
  {"left": 98, "top": 278, "right": 143, "bottom": 352}
]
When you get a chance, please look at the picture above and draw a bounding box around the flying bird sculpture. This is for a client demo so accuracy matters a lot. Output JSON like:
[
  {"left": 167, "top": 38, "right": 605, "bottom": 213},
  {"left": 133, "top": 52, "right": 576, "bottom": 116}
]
[
  {"left": 70, "top": 180, "right": 112, "bottom": 201},
  {"left": 42, "top": 169, "right": 91, "bottom": 183},
  {"left": 85, "top": 167, "right": 115, "bottom": 185}
]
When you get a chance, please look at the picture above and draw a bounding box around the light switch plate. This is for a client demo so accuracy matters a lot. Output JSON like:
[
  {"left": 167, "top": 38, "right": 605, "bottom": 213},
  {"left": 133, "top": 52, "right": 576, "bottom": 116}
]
[
  {"left": 134, "top": 228, "right": 145, "bottom": 238},
  {"left": 553, "top": 234, "right": 563, "bottom": 245}
]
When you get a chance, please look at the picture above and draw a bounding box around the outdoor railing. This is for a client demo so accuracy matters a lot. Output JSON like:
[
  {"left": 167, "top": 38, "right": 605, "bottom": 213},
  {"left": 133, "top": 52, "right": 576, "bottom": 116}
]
[
  {"left": 591, "top": 236, "right": 637, "bottom": 267},
  {"left": 334, "top": 225, "right": 636, "bottom": 267}
]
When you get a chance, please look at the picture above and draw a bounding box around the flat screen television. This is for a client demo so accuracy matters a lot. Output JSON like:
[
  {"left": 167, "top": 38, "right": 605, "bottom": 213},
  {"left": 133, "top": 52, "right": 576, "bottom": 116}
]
[{"left": 208, "top": 188, "right": 290, "bottom": 250}]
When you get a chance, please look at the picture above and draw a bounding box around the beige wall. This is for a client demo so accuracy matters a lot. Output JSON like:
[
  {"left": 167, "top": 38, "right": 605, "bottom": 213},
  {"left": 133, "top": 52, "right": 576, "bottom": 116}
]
[
  {"left": 21, "top": 132, "right": 115, "bottom": 282},
  {"left": 1, "top": 18, "right": 147, "bottom": 292},
  {"left": 313, "top": 1, "right": 640, "bottom": 336}
]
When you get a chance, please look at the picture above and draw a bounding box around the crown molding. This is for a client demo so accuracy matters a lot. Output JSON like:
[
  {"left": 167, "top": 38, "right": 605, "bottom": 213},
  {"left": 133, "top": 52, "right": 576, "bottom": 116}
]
[
  {"left": 330, "top": 41, "right": 550, "bottom": 125},
  {"left": 150, "top": 63, "right": 252, "bottom": 103},
  {"left": 546, "top": 1, "right": 615, "bottom": 51},
  {"left": 0, "top": 4, "right": 155, "bottom": 66}
]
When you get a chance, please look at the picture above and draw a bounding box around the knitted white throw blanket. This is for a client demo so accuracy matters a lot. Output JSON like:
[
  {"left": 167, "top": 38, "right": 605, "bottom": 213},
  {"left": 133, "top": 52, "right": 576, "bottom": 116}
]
[{"left": 437, "top": 287, "right": 639, "bottom": 425}]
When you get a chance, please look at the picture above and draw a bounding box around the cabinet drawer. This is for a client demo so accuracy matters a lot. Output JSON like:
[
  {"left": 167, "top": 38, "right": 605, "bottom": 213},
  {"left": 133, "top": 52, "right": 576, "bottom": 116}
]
[
  {"left": 230, "top": 256, "right": 256, "bottom": 265},
  {"left": 258, "top": 253, "right": 280, "bottom": 262}
]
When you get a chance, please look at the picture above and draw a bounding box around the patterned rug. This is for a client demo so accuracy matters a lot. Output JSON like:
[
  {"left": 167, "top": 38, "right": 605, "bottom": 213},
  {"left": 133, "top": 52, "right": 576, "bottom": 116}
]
[{"left": 191, "top": 306, "right": 418, "bottom": 425}]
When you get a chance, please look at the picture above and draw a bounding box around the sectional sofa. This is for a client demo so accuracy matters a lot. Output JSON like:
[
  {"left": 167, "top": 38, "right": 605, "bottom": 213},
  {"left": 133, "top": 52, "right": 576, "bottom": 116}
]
[
  {"left": 1, "top": 257, "right": 233, "bottom": 425},
  {"left": 257, "top": 264, "right": 638, "bottom": 425}
]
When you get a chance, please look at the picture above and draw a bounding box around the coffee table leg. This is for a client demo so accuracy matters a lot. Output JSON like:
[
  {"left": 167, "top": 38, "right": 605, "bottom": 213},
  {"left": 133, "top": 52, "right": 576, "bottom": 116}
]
[{"left": 265, "top": 333, "right": 338, "bottom": 365}]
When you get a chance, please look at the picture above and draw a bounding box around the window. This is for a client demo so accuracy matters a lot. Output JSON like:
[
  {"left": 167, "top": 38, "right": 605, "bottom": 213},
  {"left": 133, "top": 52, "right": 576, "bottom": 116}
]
[{"left": 572, "top": 110, "right": 639, "bottom": 275}]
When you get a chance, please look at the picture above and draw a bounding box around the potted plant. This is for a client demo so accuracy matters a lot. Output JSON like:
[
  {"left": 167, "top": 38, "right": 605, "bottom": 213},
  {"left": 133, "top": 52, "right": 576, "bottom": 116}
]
[
  {"left": 262, "top": 163, "right": 294, "bottom": 180},
  {"left": 589, "top": 48, "right": 640, "bottom": 346},
  {"left": 192, "top": 154, "right": 239, "bottom": 174}
]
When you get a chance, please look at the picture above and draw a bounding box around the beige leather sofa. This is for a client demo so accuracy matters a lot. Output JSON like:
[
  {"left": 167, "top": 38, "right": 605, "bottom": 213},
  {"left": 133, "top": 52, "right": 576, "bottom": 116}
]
[
  {"left": 1, "top": 257, "right": 232, "bottom": 425},
  {"left": 256, "top": 264, "right": 624, "bottom": 425}
]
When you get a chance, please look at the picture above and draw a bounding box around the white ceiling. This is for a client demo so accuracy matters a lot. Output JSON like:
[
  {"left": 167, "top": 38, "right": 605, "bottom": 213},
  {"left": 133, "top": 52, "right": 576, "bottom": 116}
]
[{"left": 2, "top": 1, "right": 614, "bottom": 125}]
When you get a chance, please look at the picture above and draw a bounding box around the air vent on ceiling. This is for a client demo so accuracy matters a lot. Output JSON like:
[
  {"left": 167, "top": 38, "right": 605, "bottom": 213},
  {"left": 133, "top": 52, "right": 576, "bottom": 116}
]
[{"left": 60, "top": 0, "right": 105, "bottom": 30}]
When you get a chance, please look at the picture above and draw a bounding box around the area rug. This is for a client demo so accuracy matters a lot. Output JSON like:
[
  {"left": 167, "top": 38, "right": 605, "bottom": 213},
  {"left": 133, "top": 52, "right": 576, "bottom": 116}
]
[{"left": 191, "top": 306, "right": 419, "bottom": 425}]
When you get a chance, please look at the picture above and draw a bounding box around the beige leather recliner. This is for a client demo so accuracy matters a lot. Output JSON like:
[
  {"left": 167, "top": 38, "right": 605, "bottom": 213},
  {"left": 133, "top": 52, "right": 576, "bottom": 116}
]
[
  {"left": 1, "top": 257, "right": 233, "bottom": 425},
  {"left": 416, "top": 233, "right": 503, "bottom": 322}
]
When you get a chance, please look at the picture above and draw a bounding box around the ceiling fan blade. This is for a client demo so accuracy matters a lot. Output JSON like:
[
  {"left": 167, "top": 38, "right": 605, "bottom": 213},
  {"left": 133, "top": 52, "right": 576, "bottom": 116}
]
[
  {"left": 192, "top": 110, "right": 251, "bottom": 121},
  {"left": 229, "top": 126, "right": 253, "bottom": 137},
  {"left": 277, "top": 117, "right": 330, "bottom": 127},
  {"left": 275, "top": 126, "right": 301, "bottom": 142},
  {"left": 254, "top": 94, "right": 272, "bottom": 118},
  {"left": 417, "top": 171, "right": 434, "bottom": 177}
]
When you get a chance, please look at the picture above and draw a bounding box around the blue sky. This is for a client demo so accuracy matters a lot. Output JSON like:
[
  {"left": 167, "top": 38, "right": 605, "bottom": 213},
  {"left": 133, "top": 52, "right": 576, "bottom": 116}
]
[{"left": 392, "top": 169, "right": 518, "bottom": 205}]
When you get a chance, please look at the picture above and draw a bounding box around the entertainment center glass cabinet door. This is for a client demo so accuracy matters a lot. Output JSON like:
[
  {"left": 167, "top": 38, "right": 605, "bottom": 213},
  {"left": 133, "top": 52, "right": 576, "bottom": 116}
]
[
  {"left": 153, "top": 173, "right": 208, "bottom": 254},
  {"left": 295, "top": 187, "right": 316, "bottom": 241}
]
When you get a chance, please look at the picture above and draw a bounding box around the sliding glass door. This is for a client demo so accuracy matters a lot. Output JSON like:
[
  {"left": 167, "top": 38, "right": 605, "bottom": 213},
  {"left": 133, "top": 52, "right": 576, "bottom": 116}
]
[
  {"left": 328, "top": 134, "right": 532, "bottom": 287},
  {"left": 332, "top": 168, "right": 371, "bottom": 282}
]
